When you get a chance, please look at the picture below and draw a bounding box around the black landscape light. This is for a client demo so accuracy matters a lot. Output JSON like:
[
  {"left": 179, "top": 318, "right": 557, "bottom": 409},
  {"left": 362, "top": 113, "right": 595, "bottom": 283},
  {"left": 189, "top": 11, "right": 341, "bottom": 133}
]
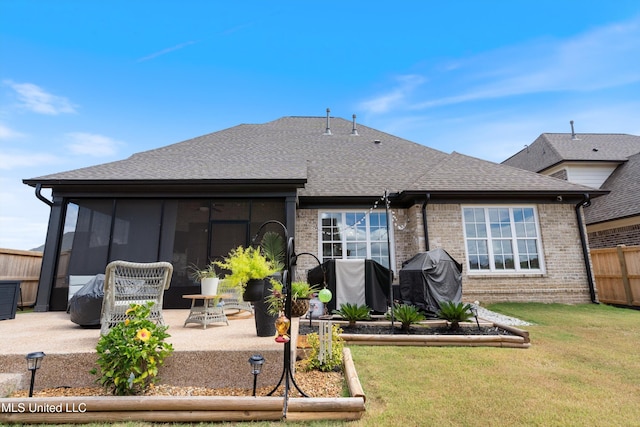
[
  {"left": 470, "top": 305, "right": 481, "bottom": 330},
  {"left": 25, "top": 351, "right": 46, "bottom": 397},
  {"left": 248, "top": 354, "right": 265, "bottom": 396}
]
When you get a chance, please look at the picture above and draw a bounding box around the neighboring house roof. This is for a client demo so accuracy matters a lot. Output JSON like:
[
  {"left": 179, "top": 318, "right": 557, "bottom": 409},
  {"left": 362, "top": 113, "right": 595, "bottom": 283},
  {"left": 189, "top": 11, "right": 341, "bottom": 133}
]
[
  {"left": 502, "top": 133, "right": 640, "bottom": 173},
  {"left": 584, "top": 151, "right": 640, "bottom": 224},
  {"left": 25, "top": 116, "right": 599, "bottom": 202}
]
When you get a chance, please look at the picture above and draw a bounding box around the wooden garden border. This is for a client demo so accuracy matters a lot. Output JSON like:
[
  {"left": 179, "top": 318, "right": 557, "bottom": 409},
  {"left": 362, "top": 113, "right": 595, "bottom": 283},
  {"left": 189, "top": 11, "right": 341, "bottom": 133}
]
[
  {"left": 0, "top": 348, "right": 366, "bottom": 424},
  {"left": 339, "top": 321, "right": 531, "bottom": 349}
]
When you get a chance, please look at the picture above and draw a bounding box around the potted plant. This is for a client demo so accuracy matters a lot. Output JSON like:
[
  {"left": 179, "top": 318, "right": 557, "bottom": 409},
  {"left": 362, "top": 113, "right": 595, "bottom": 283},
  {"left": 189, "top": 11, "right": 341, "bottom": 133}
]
[
  {"left": 188, "top": 262, "right": 219, "bottom": 296},
  {"left": 214, "top": 246, "right": 278, "bottom": 302},
  {"left": 291, "top": 281, "right": 320, "bottom": 317},
  {"left": 266, "top": 280, "right": 319, "bottom": 318}
]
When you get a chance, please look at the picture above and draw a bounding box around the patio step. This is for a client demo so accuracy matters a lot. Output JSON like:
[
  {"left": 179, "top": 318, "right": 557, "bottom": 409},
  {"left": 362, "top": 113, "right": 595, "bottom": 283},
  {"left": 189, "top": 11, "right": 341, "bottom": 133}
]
[{"left": 0, "top": 373, "right": 22, "bottom": 397}]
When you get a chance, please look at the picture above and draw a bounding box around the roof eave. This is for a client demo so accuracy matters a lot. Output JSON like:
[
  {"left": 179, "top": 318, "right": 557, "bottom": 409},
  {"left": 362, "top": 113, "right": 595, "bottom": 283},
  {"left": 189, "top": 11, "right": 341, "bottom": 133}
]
[
  {"left": 393, "top": 189, "right": 609, "bottom": 206},
  {"left": 23, "top": 178, "right": 307, "bottom": 195},
  {"left": 539, "top": 158, "right": 627, "bottom": 174}
]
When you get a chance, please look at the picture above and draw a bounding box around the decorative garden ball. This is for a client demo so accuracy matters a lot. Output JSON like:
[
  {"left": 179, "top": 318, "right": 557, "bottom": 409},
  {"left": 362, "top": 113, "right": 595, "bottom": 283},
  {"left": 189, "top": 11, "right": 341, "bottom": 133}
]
[{"left": 318, "top": 288, "right": 332, "bottom": 303}]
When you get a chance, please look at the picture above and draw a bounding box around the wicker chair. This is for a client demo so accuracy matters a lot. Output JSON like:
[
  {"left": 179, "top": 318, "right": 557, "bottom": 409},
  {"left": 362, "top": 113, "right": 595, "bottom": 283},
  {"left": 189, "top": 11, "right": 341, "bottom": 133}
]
[
  {"left": 218, "top": 279, "right": 254, "bottom": 315},
  {"left": 100, "top": 260, "right": 173, "bottom": 335}
]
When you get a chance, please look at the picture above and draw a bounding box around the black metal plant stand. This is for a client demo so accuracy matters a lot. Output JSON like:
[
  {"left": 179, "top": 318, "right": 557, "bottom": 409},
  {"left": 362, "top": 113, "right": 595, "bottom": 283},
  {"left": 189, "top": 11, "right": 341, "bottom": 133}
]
[{"left": 251, "top": 220, "right": 308, "bottom": 417}]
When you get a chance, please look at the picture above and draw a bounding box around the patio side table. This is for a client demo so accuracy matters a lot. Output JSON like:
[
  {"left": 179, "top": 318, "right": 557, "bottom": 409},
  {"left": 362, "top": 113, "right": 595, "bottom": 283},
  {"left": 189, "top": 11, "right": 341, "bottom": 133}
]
[{"left": 182, "top": 294, "right": 229, "bottom": 329}]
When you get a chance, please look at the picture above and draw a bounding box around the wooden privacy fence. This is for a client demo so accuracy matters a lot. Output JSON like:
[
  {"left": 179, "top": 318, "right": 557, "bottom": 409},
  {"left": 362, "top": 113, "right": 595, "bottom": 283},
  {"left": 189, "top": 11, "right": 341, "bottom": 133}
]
[
  {"left": 591, "top": 245, "right": 640, "bottom": 307},
  {"left": 0, "top": 248, "right": 43, "bottom": 307}
]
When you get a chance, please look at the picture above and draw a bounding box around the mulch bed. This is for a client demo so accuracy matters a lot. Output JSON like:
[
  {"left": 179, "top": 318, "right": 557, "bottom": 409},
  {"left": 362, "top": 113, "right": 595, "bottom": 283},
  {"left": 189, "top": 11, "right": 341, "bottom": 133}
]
[{"left": 299, "top": 323, "right": 517, "bottom": 336}]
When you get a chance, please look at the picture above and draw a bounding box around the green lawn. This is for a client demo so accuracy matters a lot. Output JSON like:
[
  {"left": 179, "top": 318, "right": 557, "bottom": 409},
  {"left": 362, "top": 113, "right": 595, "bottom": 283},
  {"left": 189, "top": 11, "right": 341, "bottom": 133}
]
[{"left": 16, "top": 303, "right": 640, "bottom": 426}]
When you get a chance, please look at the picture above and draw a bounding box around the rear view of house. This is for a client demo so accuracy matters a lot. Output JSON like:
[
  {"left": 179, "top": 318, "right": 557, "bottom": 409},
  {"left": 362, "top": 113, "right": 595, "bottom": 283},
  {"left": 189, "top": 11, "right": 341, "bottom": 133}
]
[{"left": 24, "top": 114, "right": 604, "bottom": 312}]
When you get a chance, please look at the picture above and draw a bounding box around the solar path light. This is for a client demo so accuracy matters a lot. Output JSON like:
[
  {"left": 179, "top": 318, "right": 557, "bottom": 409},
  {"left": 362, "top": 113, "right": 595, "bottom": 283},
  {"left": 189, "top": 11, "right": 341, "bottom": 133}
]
[
  {"left": 25, "top": 351, "right": 46, "bottom": 397},
  {"left": 248, "top": 354, "right": 265, "bottom": 396}
]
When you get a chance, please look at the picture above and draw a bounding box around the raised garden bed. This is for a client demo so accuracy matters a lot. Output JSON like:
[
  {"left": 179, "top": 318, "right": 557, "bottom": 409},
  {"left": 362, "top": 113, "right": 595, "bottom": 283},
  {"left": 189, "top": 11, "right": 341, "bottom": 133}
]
[
  {"left": 299, "top": 319, "right": 531, "bottom": 348},
  {"left": 0, "top": 349, "right": 365, "bottom": 424}
]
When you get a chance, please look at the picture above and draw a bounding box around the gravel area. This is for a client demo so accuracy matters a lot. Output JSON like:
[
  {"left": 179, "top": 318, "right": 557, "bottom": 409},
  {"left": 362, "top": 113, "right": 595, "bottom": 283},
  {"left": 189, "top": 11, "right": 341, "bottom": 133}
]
[
  {"left": 9, "top": 361, "right": 344, "bottom": 399},
  {"left": 472, "top": 303, "right": 532, "bottom": 326}
]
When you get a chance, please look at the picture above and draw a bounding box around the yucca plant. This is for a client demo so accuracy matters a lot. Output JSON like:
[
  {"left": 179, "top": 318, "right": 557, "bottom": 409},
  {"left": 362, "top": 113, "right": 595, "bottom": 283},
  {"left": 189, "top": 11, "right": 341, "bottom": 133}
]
[
  {"left": 386, "top": 303, "right": 425, "bottom": 331},
  {"left": 332, "top": 302, "right": 371, "bottom": 327},
  {"left": 437, "top": 301, "right": 474, "bottom": 330}
]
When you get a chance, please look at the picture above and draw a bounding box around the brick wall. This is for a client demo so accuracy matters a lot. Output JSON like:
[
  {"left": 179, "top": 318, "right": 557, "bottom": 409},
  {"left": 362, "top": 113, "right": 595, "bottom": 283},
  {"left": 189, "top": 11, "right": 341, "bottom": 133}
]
[
  {"left": 293, "top": 203, "right": 593, "bottom": 304},
  {"left": 423, "top": 203, "right": 592, "bottom": 304},
  {"left": 294, "top": 209, "right": 320, "bottom": 281},
  {"left": 588, "top": 223, "right": 640, "bottom": 249}
]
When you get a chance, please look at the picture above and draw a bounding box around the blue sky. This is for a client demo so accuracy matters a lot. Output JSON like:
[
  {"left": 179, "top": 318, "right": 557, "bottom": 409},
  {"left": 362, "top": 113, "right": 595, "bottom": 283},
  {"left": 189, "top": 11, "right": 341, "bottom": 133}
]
[{"left": 1, "top": 1, "right": 640, "bottom": 250}]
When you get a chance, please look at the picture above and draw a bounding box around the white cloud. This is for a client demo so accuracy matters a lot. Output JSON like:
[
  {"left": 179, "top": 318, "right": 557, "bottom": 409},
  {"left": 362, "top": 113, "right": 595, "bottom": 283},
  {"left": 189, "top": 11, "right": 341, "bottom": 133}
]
[
  {"left": 360, "top": 16, "right": 640, "bottom": 115},
  {"left": 0, "top": 150, "right": 60, "bottom": 170},
  {"left": 359, "top": 74, "right": 425, "bottom": 114},
  {"left": 137, "top": 40, "right": 198, "bottom": 62},
  {"left": 0, "top": 178, "right": 50, "bottom": 250},
  {"left": 412, "top": 15, "right": 640, "bottom": 110},
  {"left": 65, "top": 132, "right": 123, "bottom": 157},
  {"left": 4, "top": 80, "right": 78, "bottom": 115},
  {"left": 0, "top": 123, "right": 25, "bottom": 140}
]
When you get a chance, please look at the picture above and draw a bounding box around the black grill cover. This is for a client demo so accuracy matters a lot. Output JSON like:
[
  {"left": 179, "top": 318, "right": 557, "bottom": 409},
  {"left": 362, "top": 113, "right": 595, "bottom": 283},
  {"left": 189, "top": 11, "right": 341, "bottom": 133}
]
[
  {"left": 68, "top": 274, "right": 104, "bottom": 327},
  {"left": 307, "top": 259, "right": 392, "bottom": 313},
  {"left": 399, "top": 249, "right": 462, "bottom": 316}
]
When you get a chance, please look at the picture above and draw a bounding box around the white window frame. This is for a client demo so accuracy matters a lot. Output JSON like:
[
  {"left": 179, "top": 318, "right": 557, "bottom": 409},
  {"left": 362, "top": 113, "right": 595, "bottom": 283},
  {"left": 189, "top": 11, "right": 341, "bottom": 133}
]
[
  {"left": 462, "top": 205, "right": 545, "bottom": 275},
  {"left": 317, "top": 210, "right": 395, "bottom": 272}
]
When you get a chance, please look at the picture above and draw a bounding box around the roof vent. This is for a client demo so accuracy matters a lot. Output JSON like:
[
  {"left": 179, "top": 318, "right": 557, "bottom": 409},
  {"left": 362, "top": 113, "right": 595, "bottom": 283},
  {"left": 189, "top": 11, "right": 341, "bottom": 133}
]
[
  {"left": 351, "top": 114, "right": 359, "bottom": 135},
  {"left": 374, "top": 139, "right": 381, "bottom": 144},
  {"left": 323, "top": 108, "right": 332, "bottom": 135},
  {"left": 570, "top": 120, "right": 579, "bottom": 140}
]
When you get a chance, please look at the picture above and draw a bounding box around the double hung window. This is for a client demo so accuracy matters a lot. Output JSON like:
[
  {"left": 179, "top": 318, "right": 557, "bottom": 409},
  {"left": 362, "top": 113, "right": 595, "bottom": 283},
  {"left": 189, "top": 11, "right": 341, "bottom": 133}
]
[
  {"left": 319, "top": 211, "right": 390, "bottom": 269},
  {"left": 463, "top": 206, "right": 544, "bottom": 273}
]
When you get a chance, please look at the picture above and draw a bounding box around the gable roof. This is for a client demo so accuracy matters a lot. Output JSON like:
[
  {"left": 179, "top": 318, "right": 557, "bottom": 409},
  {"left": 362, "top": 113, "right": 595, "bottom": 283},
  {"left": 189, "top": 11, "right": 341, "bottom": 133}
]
[
  {"left": 25, "top": 116, "right": 600, "bottom": 201},
  {"left": 502, "top": 133, "right": 640, "bottom": 173},
  {"left": 584, "top": 151, "right": 640, "bottom": 224}
]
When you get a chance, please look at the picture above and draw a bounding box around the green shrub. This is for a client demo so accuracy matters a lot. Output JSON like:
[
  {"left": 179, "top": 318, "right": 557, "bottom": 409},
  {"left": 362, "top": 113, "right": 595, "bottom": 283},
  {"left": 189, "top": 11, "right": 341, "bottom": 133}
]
[
  {"left": 332, "top": 302, "right": 371, "bottom": 327},
  {"left": 437, "top": 301, "right": 474, "bottom": 329},
  {"left": 90, "top": 302, "right": 174, "bottom": 395},
  {"left": 214, "top": 246, "right": 278, "bottom": 290},
  {"left": 386, "top": 303, "right": 425, "bottom": 331},
  {"left": 305, "top": 323, "right": 344, "bottom": 372}
]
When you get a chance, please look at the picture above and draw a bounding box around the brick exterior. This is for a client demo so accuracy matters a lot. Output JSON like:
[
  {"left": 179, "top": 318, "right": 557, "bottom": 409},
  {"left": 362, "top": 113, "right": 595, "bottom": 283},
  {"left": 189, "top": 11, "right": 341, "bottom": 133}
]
[
  {"left": 294, "top": 203, "right": 594, "bottom": 304},
  {"left": 588, "top": 223, "right": 640, "bottom": 249}
]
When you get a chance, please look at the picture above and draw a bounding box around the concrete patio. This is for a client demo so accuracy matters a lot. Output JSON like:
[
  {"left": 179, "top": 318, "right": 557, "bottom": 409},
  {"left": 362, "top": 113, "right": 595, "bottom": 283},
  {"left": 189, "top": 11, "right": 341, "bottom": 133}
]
[
  {"left": 0, "top": 309, "right": 369, "bottom": 423},
  {"left": 0, "top": 308, "right": 288, "bottom": 395}
]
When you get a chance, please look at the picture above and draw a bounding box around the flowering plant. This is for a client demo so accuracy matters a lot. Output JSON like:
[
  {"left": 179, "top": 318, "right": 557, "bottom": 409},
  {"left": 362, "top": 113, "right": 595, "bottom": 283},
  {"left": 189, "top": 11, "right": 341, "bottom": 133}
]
[{"left": 90, "top": 302, "right": 174, "bottom": 395}]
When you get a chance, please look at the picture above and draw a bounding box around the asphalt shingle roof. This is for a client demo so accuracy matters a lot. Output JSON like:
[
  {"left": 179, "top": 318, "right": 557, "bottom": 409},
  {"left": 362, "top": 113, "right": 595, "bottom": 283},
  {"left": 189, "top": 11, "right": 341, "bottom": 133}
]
[
  {"left": 26, "top": 116, "right": 597, "bottom": 198},
  {"left": 584, "top": 151, "right": 640, "bottom": 224},
  {"left": 502, "top": 133, "right": 640, "bottom": 173}
]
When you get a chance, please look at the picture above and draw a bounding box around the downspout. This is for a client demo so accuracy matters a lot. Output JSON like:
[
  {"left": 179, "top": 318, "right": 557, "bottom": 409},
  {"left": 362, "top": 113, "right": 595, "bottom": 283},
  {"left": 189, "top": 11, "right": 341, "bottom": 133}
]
[
  {"left": 35, "top": 184, "right": 53, "bottom": 207},
  {"left": 421, "top": 193, "right": 430, "bottom": 251},
  {"left": 575, "top": 194, "right": 598, "bottom": 303}
]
